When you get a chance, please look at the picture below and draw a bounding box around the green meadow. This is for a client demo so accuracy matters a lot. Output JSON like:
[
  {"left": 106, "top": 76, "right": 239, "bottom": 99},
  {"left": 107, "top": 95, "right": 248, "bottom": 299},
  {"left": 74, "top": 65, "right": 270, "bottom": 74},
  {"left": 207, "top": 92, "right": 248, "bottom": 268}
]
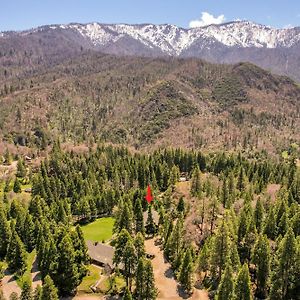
[{"left": 81, "top": 217, "right": 115, "bottom": 242}]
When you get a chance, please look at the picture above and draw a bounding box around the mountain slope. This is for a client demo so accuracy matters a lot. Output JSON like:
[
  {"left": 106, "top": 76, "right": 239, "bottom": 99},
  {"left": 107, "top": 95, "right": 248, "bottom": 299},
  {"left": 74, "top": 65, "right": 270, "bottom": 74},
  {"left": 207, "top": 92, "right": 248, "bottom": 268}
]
[
  {"left": 1, "top": 21, "right": 300, "bottom": 81},
  {"left": 0, "top": 54, "right": 299, "bottom": 154}
]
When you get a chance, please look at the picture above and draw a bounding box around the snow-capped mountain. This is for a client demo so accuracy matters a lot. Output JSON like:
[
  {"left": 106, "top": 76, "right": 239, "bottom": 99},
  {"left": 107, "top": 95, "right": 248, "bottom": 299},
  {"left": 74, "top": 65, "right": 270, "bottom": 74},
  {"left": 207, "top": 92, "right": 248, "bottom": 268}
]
[
  {"left": 1, "top": 20, "right": 300, "bottom": 80},
  {"left": 22, "top": 21, "right": 300, "bottom": 56}
]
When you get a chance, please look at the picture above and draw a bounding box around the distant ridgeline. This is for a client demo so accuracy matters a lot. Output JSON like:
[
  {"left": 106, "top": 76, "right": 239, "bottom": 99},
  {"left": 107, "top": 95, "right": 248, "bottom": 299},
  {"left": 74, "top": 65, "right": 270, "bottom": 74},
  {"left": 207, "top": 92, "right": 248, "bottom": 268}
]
[{"left": 0, "top": 54, "right": 299, "bottom": 154}]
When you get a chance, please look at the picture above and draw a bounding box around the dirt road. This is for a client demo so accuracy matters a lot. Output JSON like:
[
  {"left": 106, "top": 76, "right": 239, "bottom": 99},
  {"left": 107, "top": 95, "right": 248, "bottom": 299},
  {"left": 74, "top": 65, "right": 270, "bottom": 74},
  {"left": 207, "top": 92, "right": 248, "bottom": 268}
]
[
  {"left": 31, "top": 257, "right": 42, "bottom": 290},
  {"left": 145, "top": 239, "right": 208, "bottom": 300},
  {"left": 1, "top": 271, "right": 21, "bottom": 299}
]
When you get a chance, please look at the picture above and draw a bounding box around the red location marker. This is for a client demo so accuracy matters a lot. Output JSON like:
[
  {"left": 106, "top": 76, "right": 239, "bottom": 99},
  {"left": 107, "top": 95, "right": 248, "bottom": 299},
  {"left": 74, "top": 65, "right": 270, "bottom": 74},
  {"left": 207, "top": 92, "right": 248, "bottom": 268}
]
[{"left": 145, "top": 185, "right": 153, "bottom": 204}]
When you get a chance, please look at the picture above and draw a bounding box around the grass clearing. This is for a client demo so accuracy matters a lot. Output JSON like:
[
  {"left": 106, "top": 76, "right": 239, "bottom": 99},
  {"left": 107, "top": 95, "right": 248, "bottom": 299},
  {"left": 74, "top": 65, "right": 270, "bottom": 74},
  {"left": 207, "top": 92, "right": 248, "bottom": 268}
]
[
  {"left": 16, "top": 250, "right": 36, "bottom": 288},
  {"left": 97, "top": 275, "right": 125, "bottom": 294},
  {"left": 81, "top": 217, "right": 115, "bottom": 242},
  {"left": 78, "top": 264, "right": 102, "bottom": 293}
]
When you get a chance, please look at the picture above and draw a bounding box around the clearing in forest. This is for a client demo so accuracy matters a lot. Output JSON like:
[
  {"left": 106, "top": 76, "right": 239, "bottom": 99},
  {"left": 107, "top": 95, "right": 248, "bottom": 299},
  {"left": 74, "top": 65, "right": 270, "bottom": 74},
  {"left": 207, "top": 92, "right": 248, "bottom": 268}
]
[{"left": 80, "top": 217, "right": 115, "bottom": 242}]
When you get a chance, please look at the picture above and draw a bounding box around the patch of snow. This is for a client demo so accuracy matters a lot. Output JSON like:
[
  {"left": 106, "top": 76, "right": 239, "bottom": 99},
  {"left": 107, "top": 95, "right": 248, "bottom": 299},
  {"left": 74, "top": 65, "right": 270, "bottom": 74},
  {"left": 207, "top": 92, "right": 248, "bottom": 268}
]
[
  {"left": 20, "top": 21, "right": 300, "bottom": 55},
  {"left": 73, "top": 21, "right": 300, "bottom": 54}
]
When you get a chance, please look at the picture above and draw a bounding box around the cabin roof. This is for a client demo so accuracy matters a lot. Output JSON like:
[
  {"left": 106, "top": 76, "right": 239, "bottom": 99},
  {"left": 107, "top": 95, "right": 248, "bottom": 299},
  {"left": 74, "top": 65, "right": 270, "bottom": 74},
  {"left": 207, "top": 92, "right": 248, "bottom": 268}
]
[{"left": 86, "top": 241, "right": 115, "bottom": 267}]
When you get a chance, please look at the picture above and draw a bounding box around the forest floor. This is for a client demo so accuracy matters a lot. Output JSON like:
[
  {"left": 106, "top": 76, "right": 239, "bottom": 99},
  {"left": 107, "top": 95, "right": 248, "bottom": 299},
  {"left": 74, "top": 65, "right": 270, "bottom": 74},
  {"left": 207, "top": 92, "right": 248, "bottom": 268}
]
[
  {"left": 0, "top": 256, "right": 42, "bottom": 299},
  {"left": 1, "top": 271, "right": 21, "bottom": 299},
  {"left": 145, "top": 238, "right": 209, "bottom": 300}
]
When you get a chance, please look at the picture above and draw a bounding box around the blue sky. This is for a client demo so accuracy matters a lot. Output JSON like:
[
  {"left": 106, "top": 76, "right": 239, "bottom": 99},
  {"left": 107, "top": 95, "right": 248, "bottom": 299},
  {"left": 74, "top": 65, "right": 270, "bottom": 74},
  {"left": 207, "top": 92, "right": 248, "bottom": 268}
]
[{"left": 1, "top": 0, "right": 300, "bottom": 31}]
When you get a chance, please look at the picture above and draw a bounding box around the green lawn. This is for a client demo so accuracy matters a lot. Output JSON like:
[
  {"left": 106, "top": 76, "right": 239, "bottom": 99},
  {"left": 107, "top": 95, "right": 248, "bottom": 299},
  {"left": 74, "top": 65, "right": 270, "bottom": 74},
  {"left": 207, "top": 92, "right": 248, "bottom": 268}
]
[
  {"left": 81, "top": 217, "right": 115, "bottom": 242},
  {"left": 78, "top": 265, "right": 102, "bottom": 293},
  {"left": 98, "top": 275, "right": 125, "bottom": 294},
  {"left": 16, "top": 250, "right": 36, "bottom": 288}
]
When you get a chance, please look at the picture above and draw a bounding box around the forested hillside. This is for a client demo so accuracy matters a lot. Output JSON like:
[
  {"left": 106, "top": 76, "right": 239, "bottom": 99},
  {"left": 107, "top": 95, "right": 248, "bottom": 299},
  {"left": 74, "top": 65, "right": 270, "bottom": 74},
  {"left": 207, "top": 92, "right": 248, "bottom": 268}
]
[
  {"left": 1, "top": 25, "right": 300, "bottom": 300},
  {"left": 0, "top": 54, "right": 300, "bottom": 155},
  {"left": 1, "top": 144, "right": 300, "bottom": 299}
]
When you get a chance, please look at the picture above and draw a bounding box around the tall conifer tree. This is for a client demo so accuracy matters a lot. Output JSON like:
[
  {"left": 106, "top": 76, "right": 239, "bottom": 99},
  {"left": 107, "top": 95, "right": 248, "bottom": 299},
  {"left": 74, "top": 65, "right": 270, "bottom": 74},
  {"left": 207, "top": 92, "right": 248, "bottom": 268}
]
[{"left": 233, "top": 264, "right": 252, "bottom": 300}]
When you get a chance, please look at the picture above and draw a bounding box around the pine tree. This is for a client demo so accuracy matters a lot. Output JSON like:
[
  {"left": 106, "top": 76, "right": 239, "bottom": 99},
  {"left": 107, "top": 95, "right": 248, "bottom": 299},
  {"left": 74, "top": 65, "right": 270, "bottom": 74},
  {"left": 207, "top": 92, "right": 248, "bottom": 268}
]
[
  {"left": 4, "top": 149, "right": 12, "bottom": 165},
  {"left": 4, "top": 179, "right": 11, "bottom": 193},
  {"left": 233, "top": 264, "right": 252, "bottom": 300},
  {"left": 263, "top": 206, "right": 276, "bottom": 240},
  {"left": 72, "top": 225, "right": 89, "bottom": 280},
  {"left": 221, "top": 178, "right": 229, "bottom": 208},
  {"left": 13, "top": 178, "right": 22, "bottom": 193},
  {"left": 113, "top": 229, "right": 132, "bottom": 267},
  {"left": 179, "top": 248, "right": 194, "bottom": 294},
  {"left": 269, "top": 228, "right": 297, "bottom": 299},
  {"left": 210, "top": 221, "right": 230, "bottom": 280},
  {"left": 243, "top": 216, "right": 257, "bottom": 263},
  {"left": 39, "top": 236, "right": 57, "bottom": 280},
  {"left": 237, "top": 204, "right": 252, "bottom": 243},
  {"left": 277, "top": 211, "right": 288, "bottom": 237},
  {"left": 16, "top": 159, "right": 26, "bottom": 178},
  {"left": 20, "top": 281, "right": 33, "bottom": 300},
  {"left": 15, "top": 206, "right": 26, "bottom": 240},
  {"left": 208, "top": 197, "right": 219, "bottom": 234},
  {"left": 113, "top": 199, "right": 124, "bottom": 233},
  {"left": 78, "top": 198, "right": 91, "bottom": 220},
  {"left": 198, "top": 242, "right": 210, "bottom": 278},
  {"left": 123, "top": 240, "right": 137, "bottom": 290},
  {"left": 146, "top": 206, "right": 156, "bottom": 236},
  {"left": 215, "top": 263, "right": 234, "bottom": 300},
  {"left": 143, "top": 259, "right": 157, "bottom": 300},
  {"left": 254, "top": 198, "right": 264, "bottom": 233},
  {"left": 135, "top": 258, "right": 145, "bottom": 300},
  {"left": 177, "top": 196, "right": 185, "bottom": 214},
  {"left": 6, "top": 225, "right": 27, "bottom": 274},
  {"left": 191, "top": 166, "right": 201, "bottom": 197},
  {"left": 118, "top": 203, "right": 133, "bottom": 234},
  {"left": 164, "top": 216, "right": 183, "bottom": 262},
  {"left": 134, "top": 233, "right": 145, "bottom": 259},
  {"left": 23, "top": 212, "right": 36, "bottom": 252},
  {"left": 0, "top": 204, "right": 11, "bottom": 258},
  {"left": 135, "top": 258, "right": 156, "bottom": 300},
  {"left": 73, "top": 225, "right": 90, "bottom": 264},
  {"left": 134, "top": 199, "right": 145, "bottom": 235},
  {"left": 291, "top": 210, "right": 300, "bottom": 236},
  {"left": 229, "top": 241, "right": 241, "bottom": 273},
  {"left": 57, "top": 201, "right": 68, "bottom": 225},
  {"left": 251, "top": 234, "right": 270, "bottom": 298},
  {"left": 168, "top": 165, "right": 179, "bottom": 188},
  {"left": 228, "top": 172, "right": 236, "bottom": 203},
  {"left": 54, "top": 233, "right": 79, "bottom": 295},
  {"left": 237, "top": 167, "right": 246, "bottom": 192},
  {"left": 41, "top": 276, "right": 59, "bottom": 300}
]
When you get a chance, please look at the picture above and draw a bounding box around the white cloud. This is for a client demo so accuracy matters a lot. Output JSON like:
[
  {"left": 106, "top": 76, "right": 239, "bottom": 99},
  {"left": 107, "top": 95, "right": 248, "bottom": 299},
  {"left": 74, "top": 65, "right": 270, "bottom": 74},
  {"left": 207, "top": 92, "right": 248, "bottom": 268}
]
[
  {"left": 283, "top": 24, "right": 294, "bottom": 29},
  {"left": 189, "top": 12, "right": 226, "bottom": 28}
]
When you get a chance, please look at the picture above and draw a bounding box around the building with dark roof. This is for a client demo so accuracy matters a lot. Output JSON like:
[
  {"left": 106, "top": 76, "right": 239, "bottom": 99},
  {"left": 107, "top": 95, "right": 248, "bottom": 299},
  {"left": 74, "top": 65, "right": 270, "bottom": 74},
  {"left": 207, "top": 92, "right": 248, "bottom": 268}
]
[{"left": 86, "top": 240, "right": 115, "bottom": 272}]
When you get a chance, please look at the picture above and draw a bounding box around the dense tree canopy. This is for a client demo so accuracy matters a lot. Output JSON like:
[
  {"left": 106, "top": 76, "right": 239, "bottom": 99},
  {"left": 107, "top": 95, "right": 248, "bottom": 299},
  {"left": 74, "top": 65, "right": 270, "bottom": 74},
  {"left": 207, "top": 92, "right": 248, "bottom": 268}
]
[{"left": 0, "top": 144, "right": 300, "bottom": 299}]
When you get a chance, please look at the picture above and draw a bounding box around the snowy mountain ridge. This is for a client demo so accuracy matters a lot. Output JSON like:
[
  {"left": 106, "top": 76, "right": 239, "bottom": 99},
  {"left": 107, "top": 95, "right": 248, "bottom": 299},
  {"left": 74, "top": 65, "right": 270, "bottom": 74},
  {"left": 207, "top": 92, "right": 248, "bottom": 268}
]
[
  {"left": 18, "top": 20, "right": 300, "bottom": 56},
  {"left": 2, "top": 20, "right": 300, "bottom": 81}
]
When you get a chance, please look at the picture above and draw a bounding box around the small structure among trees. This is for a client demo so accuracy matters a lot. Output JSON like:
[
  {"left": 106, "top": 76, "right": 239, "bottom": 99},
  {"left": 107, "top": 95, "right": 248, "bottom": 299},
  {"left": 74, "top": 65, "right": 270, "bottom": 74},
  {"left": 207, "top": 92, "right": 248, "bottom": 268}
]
[{"left": 86, "top": 241, "right": 116, "bottom": 272}]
